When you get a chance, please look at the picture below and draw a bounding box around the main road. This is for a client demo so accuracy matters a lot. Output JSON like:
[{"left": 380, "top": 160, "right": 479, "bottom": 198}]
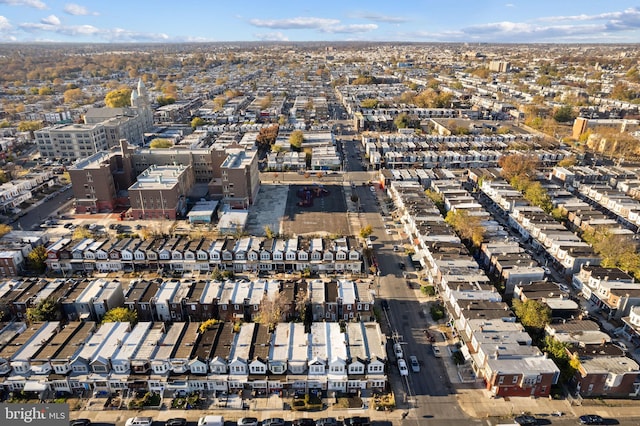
[{"left": 350, "top": 168, "right": 477, "bottom": 425}]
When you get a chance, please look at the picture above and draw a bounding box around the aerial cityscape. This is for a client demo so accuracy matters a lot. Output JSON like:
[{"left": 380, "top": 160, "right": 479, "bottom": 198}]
[{"left": 1, "top": 2, "right": 640, "bottom": 426}]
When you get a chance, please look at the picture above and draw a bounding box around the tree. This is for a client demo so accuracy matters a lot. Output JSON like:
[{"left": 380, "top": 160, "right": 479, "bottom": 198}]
[
  {"left": 553, "top": 105, "right": 576, "bottom": 123},
  {"left": 102, "top": 307, "right": 137, "bottom": 324},
  {"left": 156, "top": 96, "right": 176, "bottom": 106},
  {"left": 104, "top": 88, "right": 132, "bottom": 108},
  {"left": 498, "top": 154, "right": 539, "bottom": 181},
  {"left": 72, "top": 227, "right": 94, "bottom": 240},
  {"left": 289, "top": 130, "right": 304, "bottom": 151},
  {"left": 445, "top": 209, "right": 485, "bottom": 247},
  {"left": 524, "top": 181, "right": 553, "bottom": 212},
  {"left": 0, "top": 223, "right": 11, "bottom": 238},
  {"left": 191, "top": 117, "right": 206, "bottom": 129},
  {"left": 294, "top": 287, "right": 308, "bottom": 322},
  {"left": 359, "top": 225, "right": 373, "bottom": 239},
  {"left": 256, "top": 125, "right": 279, "bottom": 150},
  {"left": 26, "top": 245, "right": 47, "bottom": 273},
  {"left": 557, "top": 156, "right": 577, "bottom": 168},
  {"left": 26, "top": 298, "right": 60, "bottom": 323},
  {"left": 17, "top": 120, "right": 43, "bottom": 139},
  {"left": 255, "top": 293, "right": 285, "bottom": 331},
  {"left": 360, "top": 98, "right": 378, "bottom": 109},
  {"left": 512, "top": 299, "right": 551, "bottom": 330},
  {"left": 63, "top": 88, "right": 85, "bottom": 105},
  {"left": 149, "top": 138, "right": 173, "bottom": 149}
]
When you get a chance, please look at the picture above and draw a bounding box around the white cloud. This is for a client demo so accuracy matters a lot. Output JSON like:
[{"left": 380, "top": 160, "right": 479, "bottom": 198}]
[
  {"left": 0, "top": 0, "right": 46, "bottom": 9},
  {"left": 505, "top": 3, "right": 515, "bottom": 7},
  {"left": 41, "top": 14, "right": 60, "bottom": 26},
  {"left": 249, "top": 16, "right": 378, "bottom": 34},
  {"left": 19, "top": 19, "right": 169, "bottom": 41},
  {"left": 0, "top": 15, "right": 12, "bottom": 31},
  {"left": 352, "top": 12, "right": 409, "bottom": 23},
  {"left": 320, "top": 23, "right": 378, "bottom": 34},
  {"left": 249, "top": 17, "right": 339, "bottom": 29},
  {"left": 63, "top": 3, "right": 98, "bottom": 16},
  {"left": 254, "top": 31, "right": 289, "bottom": 41}
]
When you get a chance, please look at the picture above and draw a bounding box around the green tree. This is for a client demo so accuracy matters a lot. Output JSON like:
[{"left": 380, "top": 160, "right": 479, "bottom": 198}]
[
  {"left": 191, "top": 117, "right": 206, "bottom": 129},
  {"left": 289, "top": 130, "right": 304, "bottom": 151},
  {"left": 26, "top": 298, "right": 60, "bottom": 323},
  {"left": 512, "top": 299, "right": 551, "bottom": 330},
  {"left": 553, "top": 105, "right": 576, "bottom": 123},
  {"left": 524, "top": 181, "right": 553, "bottom": 212},
  {"left": 149, "top": 138, "right": 173, "bottom": 149},
  {"left": 102, "top": 307, "right": 137, "bottom": 324},
  {"left": 359, "top": 225, "right": 373, "bottom": 239},
  {"left": 104, "top": 88, "right": 132, "bottom": 108},
  {"left": 26, "top": 245, "right": 47, "bottom": 273}
]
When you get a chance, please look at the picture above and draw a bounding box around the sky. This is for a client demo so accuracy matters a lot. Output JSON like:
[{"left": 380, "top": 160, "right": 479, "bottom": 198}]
[{"left": 1, "top": 0, "right": 640, "bottom": 44}]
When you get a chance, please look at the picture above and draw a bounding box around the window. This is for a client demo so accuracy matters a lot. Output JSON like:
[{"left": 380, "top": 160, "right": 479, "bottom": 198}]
[{"left": 512, "top": 376, "right": 518, "bottom": 384}]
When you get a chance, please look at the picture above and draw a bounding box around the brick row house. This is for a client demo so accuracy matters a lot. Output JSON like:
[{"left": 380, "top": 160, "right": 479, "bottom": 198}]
[
  {"left": 0, "top": 320, "right": 387, "bottom": 397},
  {"left": 0, "top": 276, "right": 375, "bottom": 326},
  {"left": 45, "top": 235, "right": 363, "bottom": 275},
  {"left": 388, "top": 180, "right": 560, "bottom": 398}
]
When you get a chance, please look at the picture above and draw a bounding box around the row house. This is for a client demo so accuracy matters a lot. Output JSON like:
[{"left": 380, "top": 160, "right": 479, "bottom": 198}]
[
  {"left": 572, "top": 265, "right": 640, "bottom": 320},
  {"left": 390, "top": 176, "right": 561, "bottom": 398},
  {"left": 69, "top": 322, "right": 130, "bottom": 393},
  {"left": 45, "top": 235, "right": 363, "bottom": 274},
  {"left": 8, "top": 276, "right": 375, "bottom": 326},
  {"left": 308, "top": 279, "right": 375, "bottom": 322},
  {"left": 545, "top": 320, "right": 640, "bottom": 398},
  {"left": 0, "top": 321, "right": 388, "bottom": 396}
]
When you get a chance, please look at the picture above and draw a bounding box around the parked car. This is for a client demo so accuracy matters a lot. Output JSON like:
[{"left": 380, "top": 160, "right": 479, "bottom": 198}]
[
  {"left": 432, "top": 345, "right": 442, "bottom": 357},
  {"left": 514, "top": 414, "right": 537, "bottom": 425},
  {"left": 394, "top": 343, "right": 404, "bottom": 359},
  {"left": 578, "top": 414, "right": 604, "bottom": 425},
  {"left": 125, "top": 417, "right": 153, "bottom": 426},
  {"left": 315, "top": 418, "right": 338, "bottom": 426},
  {"left": 409, "top": 355, "right": 420, "bottom": 373},
  {"left": 343, "top": 416, "right": 370, "bottom": 426},
  {"left": 612, "top": 340, "right": 629, "bottom": 352},
  {"left": 197, "top": 416, "right": 224, "bottom": 426},
  {"left": 166, "top": 418, "right": 187, "bottom": 426},
  {"left": 70, "top": 419, "right": 91, "bottom": 426},
  {"left": 261, "top": 419, "right": 285, "bottom": 426},
  {"left": 237, "top": 418, "right": 259, "bottom": 426},
  {"left": 397, "top": 358, "right": 409, "bottom": 376},
  {"left": 292, "top": 419, "right": 315, "bottom": 426}
]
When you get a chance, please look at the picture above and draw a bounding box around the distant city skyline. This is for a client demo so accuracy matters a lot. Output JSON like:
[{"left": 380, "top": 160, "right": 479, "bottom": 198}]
[{"left": 1, "top": 0, "right": 640, "bottom": 44}]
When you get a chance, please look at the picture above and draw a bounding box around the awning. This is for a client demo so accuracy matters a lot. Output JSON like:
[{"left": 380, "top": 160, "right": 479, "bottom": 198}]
[{"left": 24, "top": 381, "right": 47, "bottom": 392}]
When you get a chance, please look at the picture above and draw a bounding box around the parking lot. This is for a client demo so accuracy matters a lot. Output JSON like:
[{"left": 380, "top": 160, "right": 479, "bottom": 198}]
[{"left": 281, "top": 184, "right": 350, "bottom": 236}]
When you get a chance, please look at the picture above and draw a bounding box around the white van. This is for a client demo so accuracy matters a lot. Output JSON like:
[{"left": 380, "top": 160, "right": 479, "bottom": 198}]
[
  {"left": 125, "top": 417, "right": 152, "bottom": 426},
  {"left": 197, "top": 416, "right": 224, "bottom": 426}
]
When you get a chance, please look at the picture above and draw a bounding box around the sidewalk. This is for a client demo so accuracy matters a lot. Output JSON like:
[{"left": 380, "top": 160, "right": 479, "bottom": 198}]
[{"left": 70, "top": 396, "right": 407, "bottom": 424}]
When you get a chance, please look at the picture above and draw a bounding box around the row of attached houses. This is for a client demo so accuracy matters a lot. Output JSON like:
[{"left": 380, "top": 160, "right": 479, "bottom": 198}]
[
  {"left": 0, "top": 320, "right": 387, "bottom": 397},
  {"left": 387, "top": 180, "right": 560, "bottom": 398},
  {"left": 389, "top": 171, "right": 640, "bottom": 399},
  {"left": 475, "top": 175, "right": 600, "bottom": 276},
  {"left": 0, "top": 276, "right": 375, "bottom": 324},
  {"left": 44, "top": 235, "right": 364, "bottom": 274}
]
